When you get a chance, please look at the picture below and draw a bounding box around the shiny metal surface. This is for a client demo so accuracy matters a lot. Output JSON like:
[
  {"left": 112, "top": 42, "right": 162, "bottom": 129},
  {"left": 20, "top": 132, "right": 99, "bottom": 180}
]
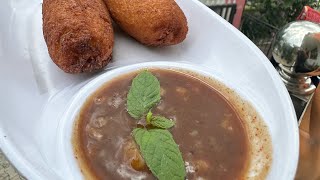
[
  {"left": 273, "top": 21, "right": 320, "bottom": 96},
  {"left": 277, "top": 67, "right": 316, "bottom": 96}
]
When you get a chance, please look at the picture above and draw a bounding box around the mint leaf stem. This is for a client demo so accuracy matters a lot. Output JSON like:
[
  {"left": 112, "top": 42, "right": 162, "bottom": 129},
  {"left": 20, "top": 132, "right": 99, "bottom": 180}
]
[{"left": 146, "top": 111, "right": 153, "bottom": 124}]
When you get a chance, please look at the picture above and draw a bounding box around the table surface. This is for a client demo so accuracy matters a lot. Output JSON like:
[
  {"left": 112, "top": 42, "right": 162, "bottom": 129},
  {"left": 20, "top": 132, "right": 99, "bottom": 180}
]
[
  {"left": 295, "top": 87, "right": 320, "bottom": 180},
  {"left": 0, "top": 151, "right": 25, "bottom": 180}
]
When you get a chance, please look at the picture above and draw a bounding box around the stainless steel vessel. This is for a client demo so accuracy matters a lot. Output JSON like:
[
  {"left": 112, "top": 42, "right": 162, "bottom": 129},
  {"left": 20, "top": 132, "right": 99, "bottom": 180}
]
[{"left": 272, "top": 21, "right": 320, "bottom": 122}]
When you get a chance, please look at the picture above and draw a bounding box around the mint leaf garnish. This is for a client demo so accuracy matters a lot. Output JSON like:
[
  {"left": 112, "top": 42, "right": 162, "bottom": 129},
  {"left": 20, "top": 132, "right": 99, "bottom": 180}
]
[
  {"left": 150, "top": 116, "right": 175, "bottom": 129},
  {"left": 127, "top": 71, "right": 161, "bottom": 119},
  {"left": 127, "top": 71, "right": 185, "bottom": 179},
  {"left": 133, "top": 128, "right": 186, "bottom": 180}
]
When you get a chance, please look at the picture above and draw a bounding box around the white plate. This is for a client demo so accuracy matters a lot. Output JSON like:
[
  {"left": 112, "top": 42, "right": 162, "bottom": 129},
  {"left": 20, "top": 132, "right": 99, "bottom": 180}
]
[{"left": 0, "top": 0, "right": 299, "bottom": 180}]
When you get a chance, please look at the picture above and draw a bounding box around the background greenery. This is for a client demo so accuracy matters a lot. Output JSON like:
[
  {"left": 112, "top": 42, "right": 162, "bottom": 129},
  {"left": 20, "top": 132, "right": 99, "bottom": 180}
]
[{"left": 241, "top": 0, "right": 320, "bottom": 40}]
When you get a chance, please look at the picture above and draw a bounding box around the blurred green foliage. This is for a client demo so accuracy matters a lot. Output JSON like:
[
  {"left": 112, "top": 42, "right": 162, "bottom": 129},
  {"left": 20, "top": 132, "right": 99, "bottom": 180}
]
[{"left": 241, "top": 0, "right": 320, "bottom": 40}]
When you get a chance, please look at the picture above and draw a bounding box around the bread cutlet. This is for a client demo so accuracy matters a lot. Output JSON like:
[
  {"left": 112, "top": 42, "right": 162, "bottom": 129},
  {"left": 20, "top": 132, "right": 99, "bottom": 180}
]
[
  {"left": 105, "top": 0, "right": 188, "bottom": 46},
  {"left": 42, "top": 0, "right": 114, "bottom": 73}
]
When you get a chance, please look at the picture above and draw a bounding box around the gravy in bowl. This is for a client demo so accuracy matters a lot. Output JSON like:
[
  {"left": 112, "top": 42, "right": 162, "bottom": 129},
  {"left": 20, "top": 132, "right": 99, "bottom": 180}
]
[{"left": 72, "top": 68, "right": 272, "bottom": 180}]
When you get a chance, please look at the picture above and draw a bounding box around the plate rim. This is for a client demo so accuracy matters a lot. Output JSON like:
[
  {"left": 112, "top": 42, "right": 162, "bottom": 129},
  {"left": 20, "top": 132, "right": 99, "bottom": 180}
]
[{"left": 0, "top": 0, "right": 299, "bottom": 179}]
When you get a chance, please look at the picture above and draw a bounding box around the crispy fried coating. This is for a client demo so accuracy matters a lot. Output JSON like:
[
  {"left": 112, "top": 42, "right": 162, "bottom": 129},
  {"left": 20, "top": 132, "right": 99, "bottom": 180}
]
[
  {"left": 42, "top": 0, "right": 114, "bottom": 73},
  {"left": 105, "top": 0, "right": 188, "bottom": 46}
]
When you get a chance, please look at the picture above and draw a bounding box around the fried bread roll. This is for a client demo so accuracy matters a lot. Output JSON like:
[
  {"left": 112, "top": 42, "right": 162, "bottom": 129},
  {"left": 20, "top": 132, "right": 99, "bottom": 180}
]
[
  {"left": 105, "top": 0, "right": 188, "bottom": 46},
  {"left": 43, "top": 0, "right": 114, "bottom": 73}
]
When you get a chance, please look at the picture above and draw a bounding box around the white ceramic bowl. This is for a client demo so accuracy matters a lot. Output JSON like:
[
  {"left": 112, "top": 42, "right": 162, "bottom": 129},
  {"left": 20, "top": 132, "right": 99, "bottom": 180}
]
[{"left": 59, "top": 61, "right": 299, "bottom": 180}]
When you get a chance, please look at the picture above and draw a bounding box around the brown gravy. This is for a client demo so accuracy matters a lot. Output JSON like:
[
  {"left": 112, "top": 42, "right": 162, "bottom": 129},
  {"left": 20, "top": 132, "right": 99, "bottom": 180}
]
[{"left": 73, "top": 69, "right": 250, "bottom": 180}]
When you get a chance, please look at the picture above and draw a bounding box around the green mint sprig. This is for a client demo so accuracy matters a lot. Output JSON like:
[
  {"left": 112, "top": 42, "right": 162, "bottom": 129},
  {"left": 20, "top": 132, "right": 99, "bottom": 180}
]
[{"left": 126, "top": 70, "right": 186, "bottom": 180}]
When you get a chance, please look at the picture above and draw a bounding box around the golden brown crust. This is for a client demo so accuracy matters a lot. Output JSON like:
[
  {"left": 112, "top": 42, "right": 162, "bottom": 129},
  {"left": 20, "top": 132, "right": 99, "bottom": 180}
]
[
  {"left": 105, "top": 0, "right": 188, "bottom": 46},
  {"left": 42, "top": 0, "right": 114, "bottom": 73}
]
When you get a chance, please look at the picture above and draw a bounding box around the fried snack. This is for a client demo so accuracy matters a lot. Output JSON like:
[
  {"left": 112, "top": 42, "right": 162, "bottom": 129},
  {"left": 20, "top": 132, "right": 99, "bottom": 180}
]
[
  {"left": 42, "top": 0, "right": 114, "bottom": 73},
  {"left": 105, "top": 0, "right": 188, "bottom": 46}
]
